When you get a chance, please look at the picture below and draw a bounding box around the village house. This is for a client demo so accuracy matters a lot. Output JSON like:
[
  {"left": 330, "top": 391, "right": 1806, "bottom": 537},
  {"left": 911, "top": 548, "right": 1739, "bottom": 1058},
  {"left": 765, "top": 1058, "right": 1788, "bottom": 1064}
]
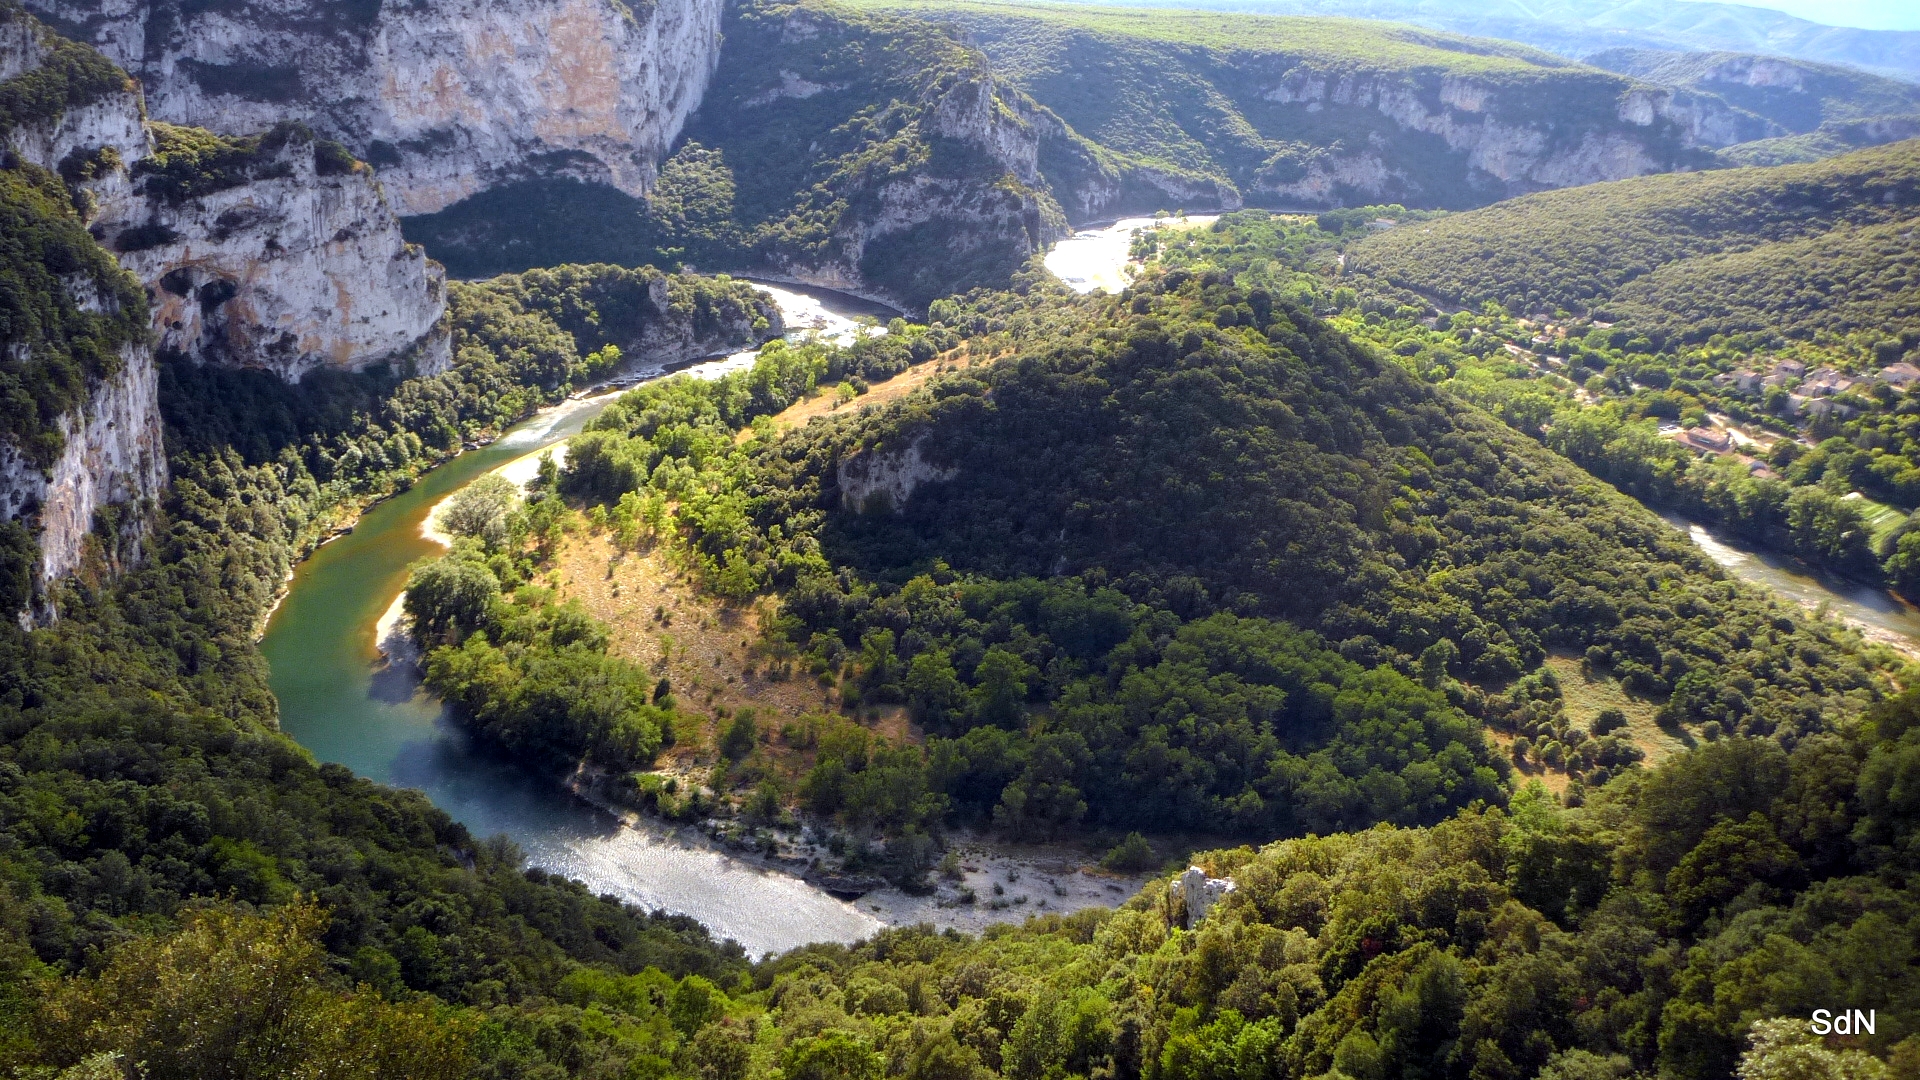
[
  {"left": 1802, "top": 368, "right": 1857, "bottom": 397},
  {"left": 1679, "top": 426, "right": 1734, "bottom": 452},
  {"left": 1773, "top": 358, "right": 1807, "bottom": 378},
  {"left": 1801, "top": 397, "right": 1855, "bottom": 419},
  {"left": 1730, "top": 369, "right": 1763, "bottom": 393},
  {"left": 1878, "top": 361, "right": 1920, "bottom": 389},
  {"left": 1762, "top": 372, "right": 1794, "bottom": 390}
]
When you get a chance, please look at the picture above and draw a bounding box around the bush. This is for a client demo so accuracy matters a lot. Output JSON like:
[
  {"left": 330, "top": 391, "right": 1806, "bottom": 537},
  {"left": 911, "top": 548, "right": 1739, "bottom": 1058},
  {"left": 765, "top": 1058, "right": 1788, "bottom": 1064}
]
[{"left": 1100, "top": 832, "right": 1156, "bottom": 872}]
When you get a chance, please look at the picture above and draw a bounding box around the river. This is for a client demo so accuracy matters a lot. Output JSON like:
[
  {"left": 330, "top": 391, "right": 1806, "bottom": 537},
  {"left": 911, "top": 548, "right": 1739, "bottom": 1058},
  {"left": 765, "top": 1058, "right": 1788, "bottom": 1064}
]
[
  {"left": 1659, "top": 513, "right": 1920, "bottom": 656},
  {"left": 263, "top": 256, "right": 1183, "bottom": 956},
  {"left": 262, "top": 282, "right": 899, "bottom": 957},
  {"left": 1044, "top": 215, "right": 1220, "bottom": 293}
]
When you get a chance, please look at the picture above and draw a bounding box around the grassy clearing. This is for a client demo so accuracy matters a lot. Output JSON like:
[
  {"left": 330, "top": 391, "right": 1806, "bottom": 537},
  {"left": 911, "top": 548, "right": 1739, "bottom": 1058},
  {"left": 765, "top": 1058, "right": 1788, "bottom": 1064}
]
[
  {"left": 547, "top": 529, "right": 918, "bottom": 787},
  {"left": 735, "top": 349, "right": 970, "bottom": 445},
  {"left": 1852, "top": 493, "right": 1907, "bottom": 548},
  {"left": 1545, "top": 651, "right": 1692, "bottom": 766}
]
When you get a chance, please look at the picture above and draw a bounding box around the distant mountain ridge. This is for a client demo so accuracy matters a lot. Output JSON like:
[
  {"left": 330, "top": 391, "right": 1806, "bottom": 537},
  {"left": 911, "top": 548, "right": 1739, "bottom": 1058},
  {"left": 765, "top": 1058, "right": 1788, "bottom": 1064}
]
[
  {"left": 1586, "top": 47, "right": 1920, "bottom": 128},
  {"left": 1055, "top": 0, "right": 1920, "bottom": 81}
]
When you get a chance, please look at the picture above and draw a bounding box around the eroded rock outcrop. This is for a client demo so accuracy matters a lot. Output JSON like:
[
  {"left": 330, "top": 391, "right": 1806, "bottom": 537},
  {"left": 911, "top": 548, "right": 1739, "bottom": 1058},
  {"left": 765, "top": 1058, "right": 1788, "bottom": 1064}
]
[
  {"left": 1, "top": 6, "right": 165, "bottom": 602},
  {"left": 1170, "top": 866, "right": 1235, "bottom": 929},
  {"left": 780, "top": 42, "right": 1069, "bottom": 305},
  {"left": 29, "top": 0, "right": 726, "bottom": 215},
  {"left": 106, "top": 124, "right": 450, "bottom": 381},
  {"left": 4, "top": 9, "right": 449, "bottom": 381},
  {"left": 0, "top": 342, "right": 166, "bottom": 591},
  {"left": 0, "top": 6, "right": 448, "bottom": 607},
  {"left": 837, "top": 436, "right": 954, "bottom": 514},
  {"left": 1242, "top": 67, "right": 1737, "bottom": 204}
]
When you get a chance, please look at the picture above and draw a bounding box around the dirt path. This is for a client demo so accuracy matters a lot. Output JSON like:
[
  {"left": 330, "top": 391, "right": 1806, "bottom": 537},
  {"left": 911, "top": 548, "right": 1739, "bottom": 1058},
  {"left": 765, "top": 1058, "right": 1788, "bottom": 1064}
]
[{"left": 737, "top": 351, "right": 977, "bottom": 445}]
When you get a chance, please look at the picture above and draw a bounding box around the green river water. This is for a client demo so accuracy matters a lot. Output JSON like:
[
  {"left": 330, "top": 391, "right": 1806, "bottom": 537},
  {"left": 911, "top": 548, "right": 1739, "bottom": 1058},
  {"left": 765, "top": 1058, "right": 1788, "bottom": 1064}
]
[{"left": 259, "top": 284, "right": 895, "bottom": 956}]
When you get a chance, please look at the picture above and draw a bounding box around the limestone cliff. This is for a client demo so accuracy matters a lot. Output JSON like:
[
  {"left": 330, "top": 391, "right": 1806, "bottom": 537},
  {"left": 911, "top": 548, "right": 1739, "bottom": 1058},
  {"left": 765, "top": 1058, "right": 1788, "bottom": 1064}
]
[
  {"left": 1236, "top": 68, "right": 1751, "bottom": 205},
  {"left": 0, "top": 7, "right": 447, "bottom": 608},
  {"left": 5, "top": 9, "right": 448, "bottom": 383},
  {"left": 107, "top": 123, "right": 449, "bottom": 381},
  {"left": 0, "top": 5, "right": 165, "bottom": 603},
  {"left": 836, "top": 435, "right": 953, "bottom": 514},
  {"left": 0, "top": 342, "right": 166, "bottom": 593},
  {"left": 689, "top": 3, "right": 1069, "bottom": 310},
  {"left": 27, "top": 0, "right": 725, "bottom": 215},
  {"left": 892, "top": 5, "right": 1758, "bottom": 214}
]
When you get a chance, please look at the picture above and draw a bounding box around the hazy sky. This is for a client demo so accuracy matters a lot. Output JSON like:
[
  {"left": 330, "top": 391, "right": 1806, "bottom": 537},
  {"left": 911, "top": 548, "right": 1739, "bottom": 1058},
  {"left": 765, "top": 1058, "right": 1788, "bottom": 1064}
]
[{"left": 1730, "top": 0, "right": 1920, "bottom": 31}]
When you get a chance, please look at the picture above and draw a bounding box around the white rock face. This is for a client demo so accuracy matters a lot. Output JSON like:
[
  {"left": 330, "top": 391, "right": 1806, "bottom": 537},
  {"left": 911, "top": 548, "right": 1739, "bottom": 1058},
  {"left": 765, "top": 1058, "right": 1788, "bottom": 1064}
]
[
  {"left": 0, "top": 344, "right": 167, "bottom": 588},
  {"left": 1247, "top": 68, "right": 1728, "bottom": 201},
  {"left": 4, "top": 12, "right": 447, "bottom": 382},
  {"left": 30, "top": 0, "right": 726, "bottom": 215},
  {"left": 0, "top": 15, "right": 164, "bottom": 602},
  {"left": 0, "top": 9, "right": 44, "bottom": 80},
  {"left": 1170, "top": 866, "right": 1236, "bottom": 929},
  {"left": 0, "top": 9, "right": 446, "bottom": 605},
  {"left": 837, "top": 437, "right": 955, "bottom": 514},
  {"left": 109, "top": 130, "right": 450, "bottom": 381}
]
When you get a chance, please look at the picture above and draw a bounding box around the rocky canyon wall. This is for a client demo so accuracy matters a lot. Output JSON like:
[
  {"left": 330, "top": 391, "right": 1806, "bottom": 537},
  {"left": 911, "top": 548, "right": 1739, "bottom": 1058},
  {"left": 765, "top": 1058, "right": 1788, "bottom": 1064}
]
[
  {"left": 28, "top": 0, "right": 726, "bottom": 215},
  {"left": 1, "top": 4, "right": 449, "bottom": 605},
  {"left": 107, "top": 124, "right": 450, "bottom": 381}
]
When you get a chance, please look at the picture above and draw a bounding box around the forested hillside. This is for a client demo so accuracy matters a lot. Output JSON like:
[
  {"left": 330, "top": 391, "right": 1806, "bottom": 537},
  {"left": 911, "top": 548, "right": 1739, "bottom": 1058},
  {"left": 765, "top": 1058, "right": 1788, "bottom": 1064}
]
[
  {"left": 9, "top": 199, "right": 1919, "bottom": 1080},
  {"left": 420, "top": 261, "right": 1891, "bottom": 869},
  {"left": 5, "top": 3, "right": 1919, "bottom": 1076},
  {"left": 1347, "top": 138, "right": 1920, "bottom": 342},
  {"left": 373, "top": 252, "right": 1919, "bottom": 1080}
]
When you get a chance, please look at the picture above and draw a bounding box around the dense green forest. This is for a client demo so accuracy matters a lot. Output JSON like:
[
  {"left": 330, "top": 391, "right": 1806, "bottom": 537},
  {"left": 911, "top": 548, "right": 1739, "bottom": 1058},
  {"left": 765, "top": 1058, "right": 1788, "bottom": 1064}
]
[
  {"left": 1152, "top": 208, "right": 1920, "bottom": 592},
  {"left": 8, "top": 203, "right": 1920, "bottom": 1080},
  {"left": 388, "top": 253, "right": 1918, "bottom": 1080},
  {"left": 1, "top": 134, "right": 780, "bottom": 1069},
  {"left": 0, "top": 171, "right": 783, "bottom": 1075},
  {"left": 6, "top": 4, "right": 1920, "bottom": 1075},
  {"left": 1345, "top": 138, "right": 1920, "bottom": 343},
  {"left": 1219, "top": 141, "right": 1920, "bottom": 595},
  {"left": 443, "top": 259, "right": 1892, "bottom": 874}
]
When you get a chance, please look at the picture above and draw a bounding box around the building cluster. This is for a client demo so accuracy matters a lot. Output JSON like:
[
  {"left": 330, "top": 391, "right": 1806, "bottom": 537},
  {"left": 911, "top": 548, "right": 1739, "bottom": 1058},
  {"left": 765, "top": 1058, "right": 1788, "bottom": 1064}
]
[{"left": 1712, "top": 357, "right": 1920, "bottom": 420}]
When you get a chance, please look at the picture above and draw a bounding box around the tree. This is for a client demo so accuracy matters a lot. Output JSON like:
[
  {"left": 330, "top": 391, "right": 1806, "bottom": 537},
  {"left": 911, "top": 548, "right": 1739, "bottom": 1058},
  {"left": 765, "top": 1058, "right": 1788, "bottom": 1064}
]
[
  {"left": 1738, "top": 1019, "right": 1889, "bottom": 1080},
  {"left": 27, "top": 901, "right": 471, "bottom": 1080},
  {"left": 971, "top": 647, "right": 1036, "bottom": 729},
  {"left": 784, "top": 1032, "right": 883, "bottom": 1080},
  {"left": 906, "top": 648, "right": 965, "bottom": 730},
  {"left": 404, "top": 554, "right": 500, "bottom": 644},
  {"left": 435, "top": 472, "right": 520, "bottom": 544}
]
